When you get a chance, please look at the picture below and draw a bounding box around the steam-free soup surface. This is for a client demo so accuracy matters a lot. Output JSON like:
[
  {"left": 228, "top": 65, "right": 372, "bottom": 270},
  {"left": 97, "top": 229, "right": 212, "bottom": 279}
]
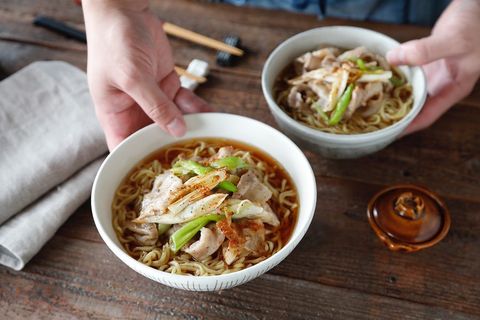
[{"left": 112, "top": 138, "right": 298, "bottom": 276}]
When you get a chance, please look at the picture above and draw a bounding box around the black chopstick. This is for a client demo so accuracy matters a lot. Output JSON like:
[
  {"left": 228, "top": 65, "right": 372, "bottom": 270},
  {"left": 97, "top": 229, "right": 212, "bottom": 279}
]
[{"left": 33, "top": 16, "right": 86, "bottom": 43}]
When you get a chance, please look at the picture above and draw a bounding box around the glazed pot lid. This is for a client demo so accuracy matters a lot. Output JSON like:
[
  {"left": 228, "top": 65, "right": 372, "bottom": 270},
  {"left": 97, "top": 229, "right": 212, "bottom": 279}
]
[{"left": 367, "top": 184, "right": 451, "bottom": 252}]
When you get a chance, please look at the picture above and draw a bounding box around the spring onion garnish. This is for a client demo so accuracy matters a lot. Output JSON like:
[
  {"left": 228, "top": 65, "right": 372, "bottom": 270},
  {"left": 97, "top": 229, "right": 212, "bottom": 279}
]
[
  {"left": 356, "top": 58, "right": 367, "bottom": 71},
  {"left": 368, "top": 66, "right": 384, "bottom": 72},
  {"left": 170, "top": 214, "right": 224, "bottom": 253},
  {"left": 328, "top": 83, "right": 355, "bottom": 126},
  {"left": 312, "top": 100, "right": 329, "bottom": 123},
  {"left": 172, "top": 158, "right": 243, "bottom": 192},
  {"left": 390, "top": 75, "right": 404, "bottom": 87},
  {"left": 357, "top": 58, "right": 384, "bottom": 73},
  {"left": 172, "top": 160, "right": 212, "bottom": 176},
  {"left": 211, "top": 156, "right": 248, "bottom": 171},
  {"left": 217, "top": 181, "right": 238, "bottom": 192},
  {"left": 157, "top": 224, "right": 171, "bottom": 236},
  {"left": 172, "top": 157, "right": 248, "bottom": 192},
  {"left": 173, "top": 157, "right": 248, "bottom": 177}
]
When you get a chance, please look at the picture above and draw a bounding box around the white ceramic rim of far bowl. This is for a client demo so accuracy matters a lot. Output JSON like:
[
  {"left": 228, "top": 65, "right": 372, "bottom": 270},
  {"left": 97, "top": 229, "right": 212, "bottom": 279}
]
[
  {"left": 91, "top": 112, "right": 316, "bottom": 290},
  {"left": 261, "top": 26, "right": 427, "bottom": 144}
]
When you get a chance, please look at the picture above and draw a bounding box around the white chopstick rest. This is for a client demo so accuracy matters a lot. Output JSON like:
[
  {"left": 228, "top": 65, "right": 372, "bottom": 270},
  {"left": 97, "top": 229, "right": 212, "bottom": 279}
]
[{"left": 180, "top": 59, "right": 209, "bottom": 91}]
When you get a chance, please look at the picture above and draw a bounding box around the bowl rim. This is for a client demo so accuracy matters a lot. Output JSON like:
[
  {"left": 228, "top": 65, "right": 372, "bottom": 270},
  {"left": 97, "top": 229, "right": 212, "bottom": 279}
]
[
  {"left": 261, "top": 25, "right": 427, "bottom": 143},
  {"left": 91, "top": 112, "right": 317, "bottom": 284}
]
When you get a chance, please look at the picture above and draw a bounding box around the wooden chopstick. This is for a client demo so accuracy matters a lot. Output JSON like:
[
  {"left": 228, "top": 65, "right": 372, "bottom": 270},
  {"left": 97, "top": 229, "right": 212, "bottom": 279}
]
[
  {"left": 30, "top": 15, "right": 242, "bottom": 56},
  {"left": 1, "top": 34, "right": 206, "bottom": 84},
  {"left": 174, "top": 66, "right": 207, "bottom": 83},
  {"left": 29, "top": 15, "right": 240, "bottom": 57},
  {"left": 164, "top": 22, "right": 244, "bottom": 57}
]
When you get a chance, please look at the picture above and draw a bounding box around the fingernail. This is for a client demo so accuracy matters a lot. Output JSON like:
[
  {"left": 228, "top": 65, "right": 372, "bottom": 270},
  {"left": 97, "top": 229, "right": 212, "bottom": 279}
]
[{"left": 166, "top": 118, "right": 186, "bottom": 137}]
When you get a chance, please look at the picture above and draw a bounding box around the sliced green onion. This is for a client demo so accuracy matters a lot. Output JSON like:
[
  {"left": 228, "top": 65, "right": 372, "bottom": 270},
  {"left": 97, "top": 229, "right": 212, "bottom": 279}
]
[
  {"left": 368, "top": 66, "right": 384, "bottom": 72},
  {"left": 348, "top": 56, "right": 358, "bottom": 62},
  {"left": 390, "top": 75, "right": 404, "bottom": 87},
  {"left": 312, "top": 100, "right": 329, "bottom": 123},
  {"left": 157, "top": 224, "right": 171, "bottom": 236},
  {"left": 357, "top": 58, "right": 385, "bottom": 73},
  {"left": 211, "top": 156, "right": 248, "bottom": 171},
  {"left": 217, "top": 181, "right": 238, "bottom": 192},
  {"left": 328, "top": 83, "right": 355, "bottom": 126},
  {"left": 170, "top": 214, "right": 224, "bottom": 253},
  {"left": 172, "top": 160, "right": 212, "bottom": 176},
  {"left": 356, "top": 58, "right": 367, "bottom": 71}
]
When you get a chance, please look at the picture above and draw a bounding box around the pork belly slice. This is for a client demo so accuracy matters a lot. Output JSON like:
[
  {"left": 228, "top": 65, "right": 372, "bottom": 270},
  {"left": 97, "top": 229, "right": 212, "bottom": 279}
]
[
  {"left": 125, "top": 221, "right": 159, "bottom": 246},
  {"left": 136, "top": 171, "right": 183, "bottom": 221},
  {"left": 218, "top": 218, "right": 267, "bottom": 265},
  {"left": 345, "top": 82, "right": 383, "bottom": 119},
  {"left": 233, "top": 170, "right": 272, "bottom": 203},
  {"left": 185, "top": 225, "right": 225, "bottom": 261}
]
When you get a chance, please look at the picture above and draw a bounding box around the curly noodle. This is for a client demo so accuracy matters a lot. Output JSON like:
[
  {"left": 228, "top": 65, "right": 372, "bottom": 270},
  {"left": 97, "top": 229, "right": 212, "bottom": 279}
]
[{"left": 112, "top": 139, "right": 298, "bottom": 276}]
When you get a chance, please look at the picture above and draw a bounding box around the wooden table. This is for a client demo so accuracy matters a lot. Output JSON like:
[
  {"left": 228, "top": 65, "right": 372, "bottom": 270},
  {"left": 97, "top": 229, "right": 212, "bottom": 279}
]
[{"left": 1, "top": 1, "right": 479, "bottom": 319}]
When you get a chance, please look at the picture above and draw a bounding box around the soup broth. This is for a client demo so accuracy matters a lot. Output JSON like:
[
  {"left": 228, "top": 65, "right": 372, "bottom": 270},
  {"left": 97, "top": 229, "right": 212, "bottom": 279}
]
[{"left": 112, "top": 138, "right": 298, "bottom": 276}]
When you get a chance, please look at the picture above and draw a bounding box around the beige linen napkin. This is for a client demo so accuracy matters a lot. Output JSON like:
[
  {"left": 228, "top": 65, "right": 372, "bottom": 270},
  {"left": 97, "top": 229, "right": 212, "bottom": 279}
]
[{"left": 0, "top": 61, "right": 107, "bottom": 270}]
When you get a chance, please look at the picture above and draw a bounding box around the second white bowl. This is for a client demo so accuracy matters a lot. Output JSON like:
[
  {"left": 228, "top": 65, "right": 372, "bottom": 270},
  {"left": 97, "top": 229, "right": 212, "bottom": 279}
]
[{"left": 262, "top": 26, "right": 427, "bottom": 159}]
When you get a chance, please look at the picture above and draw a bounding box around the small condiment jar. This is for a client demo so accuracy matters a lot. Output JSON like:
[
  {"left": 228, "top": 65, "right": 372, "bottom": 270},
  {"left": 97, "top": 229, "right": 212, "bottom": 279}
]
[{"left": 367, "top": 184, "right": 451, "bottom": 252}]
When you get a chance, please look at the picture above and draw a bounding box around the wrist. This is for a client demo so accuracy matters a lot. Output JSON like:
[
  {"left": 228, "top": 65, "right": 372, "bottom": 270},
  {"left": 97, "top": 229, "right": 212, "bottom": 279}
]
[
  {"left": 82, "top": 0, "right": 149, "bottom": 15},
  {"left": 82, "top": 0, "right": 151, "bottom": 42}
]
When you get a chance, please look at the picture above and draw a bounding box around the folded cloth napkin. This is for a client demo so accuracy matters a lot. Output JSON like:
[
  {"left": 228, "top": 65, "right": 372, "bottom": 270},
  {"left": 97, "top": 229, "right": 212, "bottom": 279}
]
[{"left": 0, "top": 61, "right": 107, "bottom": 270}]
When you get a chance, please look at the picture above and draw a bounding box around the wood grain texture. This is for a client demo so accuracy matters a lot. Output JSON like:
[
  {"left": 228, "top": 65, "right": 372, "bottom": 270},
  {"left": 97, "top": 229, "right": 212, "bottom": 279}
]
[
  {"left": 0, "top": 0, "right": 479, "bottom": 319},
  {"left": 0, "top": 236, "right": 474, "bottom": 320}
]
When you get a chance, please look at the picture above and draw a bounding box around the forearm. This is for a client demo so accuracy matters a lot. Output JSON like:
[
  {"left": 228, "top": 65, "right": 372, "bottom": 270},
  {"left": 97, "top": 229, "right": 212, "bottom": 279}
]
[
  {"left": 82, "top": 0, "right": 150, "bottom": 27},
  {"left": 81, "top": 0, "right": 152, "bottom": 59},
  {"left": 82, "top": 0, "right": 149, "bottom": 12}
]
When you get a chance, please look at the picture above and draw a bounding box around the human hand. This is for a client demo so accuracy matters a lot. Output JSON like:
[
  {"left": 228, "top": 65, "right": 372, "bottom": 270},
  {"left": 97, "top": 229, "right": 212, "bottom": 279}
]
[
  {"left": 387, "top": 0, "right": 480, "bottom": 135},
  {"left": 82, "top": 0, "right": 211, "bottom": 150}
]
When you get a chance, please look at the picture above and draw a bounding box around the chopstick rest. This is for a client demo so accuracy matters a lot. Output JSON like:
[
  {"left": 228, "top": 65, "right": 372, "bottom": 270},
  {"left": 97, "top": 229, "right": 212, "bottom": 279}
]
[
  {"left": 216, "top": 35, "right": 242, "bottom": 67},
  {"left": 179, "top": 59, "right": 210, "bottom": 91}
]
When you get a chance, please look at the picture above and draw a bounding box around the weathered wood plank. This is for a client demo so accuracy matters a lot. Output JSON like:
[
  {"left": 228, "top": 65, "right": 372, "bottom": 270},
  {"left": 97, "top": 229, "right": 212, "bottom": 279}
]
[
  {"left": 0, "top": 235, "right": 474, "bottom": 320},
  {"left": 1, "top": 0, "right": 478, "bottom": 108},
  {"left": 0, "top": 0, "right": 479, "bottom": 319},
  {"left": 4, "top": 4, "right": 475, "bottom": 203},
  {"left": 53, "top": 174, "right": 480, "bottom": 316},
  {"left": 272, "top": 176, "right": 480, "bottom": 315}
]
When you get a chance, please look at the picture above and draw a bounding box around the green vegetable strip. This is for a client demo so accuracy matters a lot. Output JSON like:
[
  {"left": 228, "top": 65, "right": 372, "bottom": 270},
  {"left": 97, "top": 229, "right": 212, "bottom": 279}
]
[
  {"left": 172, "top": 160, "right": 212, "bottom": 176},
  {"left": 217, "top": 181, "right": 238, "bottom": 192},
  {"left": 368, "top": 66, "right": 384, "bottom": 72},
  {"left": 157, "top": 224, "right": 171, "bottom": 236},
  {"left": 312, "top": 100, "right": 329, "bottom": 123},
  {"left": 211, "top": 156, "right": 248, "bottom": 171},
  {"left": 173, "top": 157, "right": 248, "bottom": 177},
  {"left": 170, "top": 214, "right": 224, "bottom": 253},
  {"left": 348, "top": 56, "right": 358, "bottom": 62},
  {"left": 328, "top": 83, "right": 355, "bottom": 126},
  {"left": 171, "top": 159, "right": 242, "bottom": 191},
  {"left": 356, "top": 58, "right": 384, "bottom": 73},
  {"left": 390, "top": 75, "right": 404, "bottom": 87},
  {"left": 356, "top": 58, "right": 367, "bottom": 71}
]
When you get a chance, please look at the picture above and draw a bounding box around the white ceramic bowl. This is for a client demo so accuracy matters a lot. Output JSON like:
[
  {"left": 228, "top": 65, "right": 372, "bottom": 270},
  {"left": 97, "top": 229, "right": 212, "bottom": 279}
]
[
  {"left": 262, "top": 26, "right": 427, "bottom": 159},
  {"left": 91, "top": 113, "right": 316, "bottom": 291}
]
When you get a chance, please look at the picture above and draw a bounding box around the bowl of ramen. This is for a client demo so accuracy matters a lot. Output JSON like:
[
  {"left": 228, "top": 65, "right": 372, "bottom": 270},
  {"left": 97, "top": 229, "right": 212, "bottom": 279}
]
[
  {"left": 91, "top": 113, "right": 316, "bottom": 291},
  {"left": 262, "top": 26, "right": 427, "bottom": 158}
]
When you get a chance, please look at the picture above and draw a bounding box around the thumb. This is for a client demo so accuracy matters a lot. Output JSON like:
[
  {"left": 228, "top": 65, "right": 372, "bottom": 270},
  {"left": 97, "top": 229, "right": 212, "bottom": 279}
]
[
  {"left": 126, "top": 74, "right": 186, "bottom": 137},
  {"left": 386, "top": 35, "right": 463, "bottom": 66}
]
